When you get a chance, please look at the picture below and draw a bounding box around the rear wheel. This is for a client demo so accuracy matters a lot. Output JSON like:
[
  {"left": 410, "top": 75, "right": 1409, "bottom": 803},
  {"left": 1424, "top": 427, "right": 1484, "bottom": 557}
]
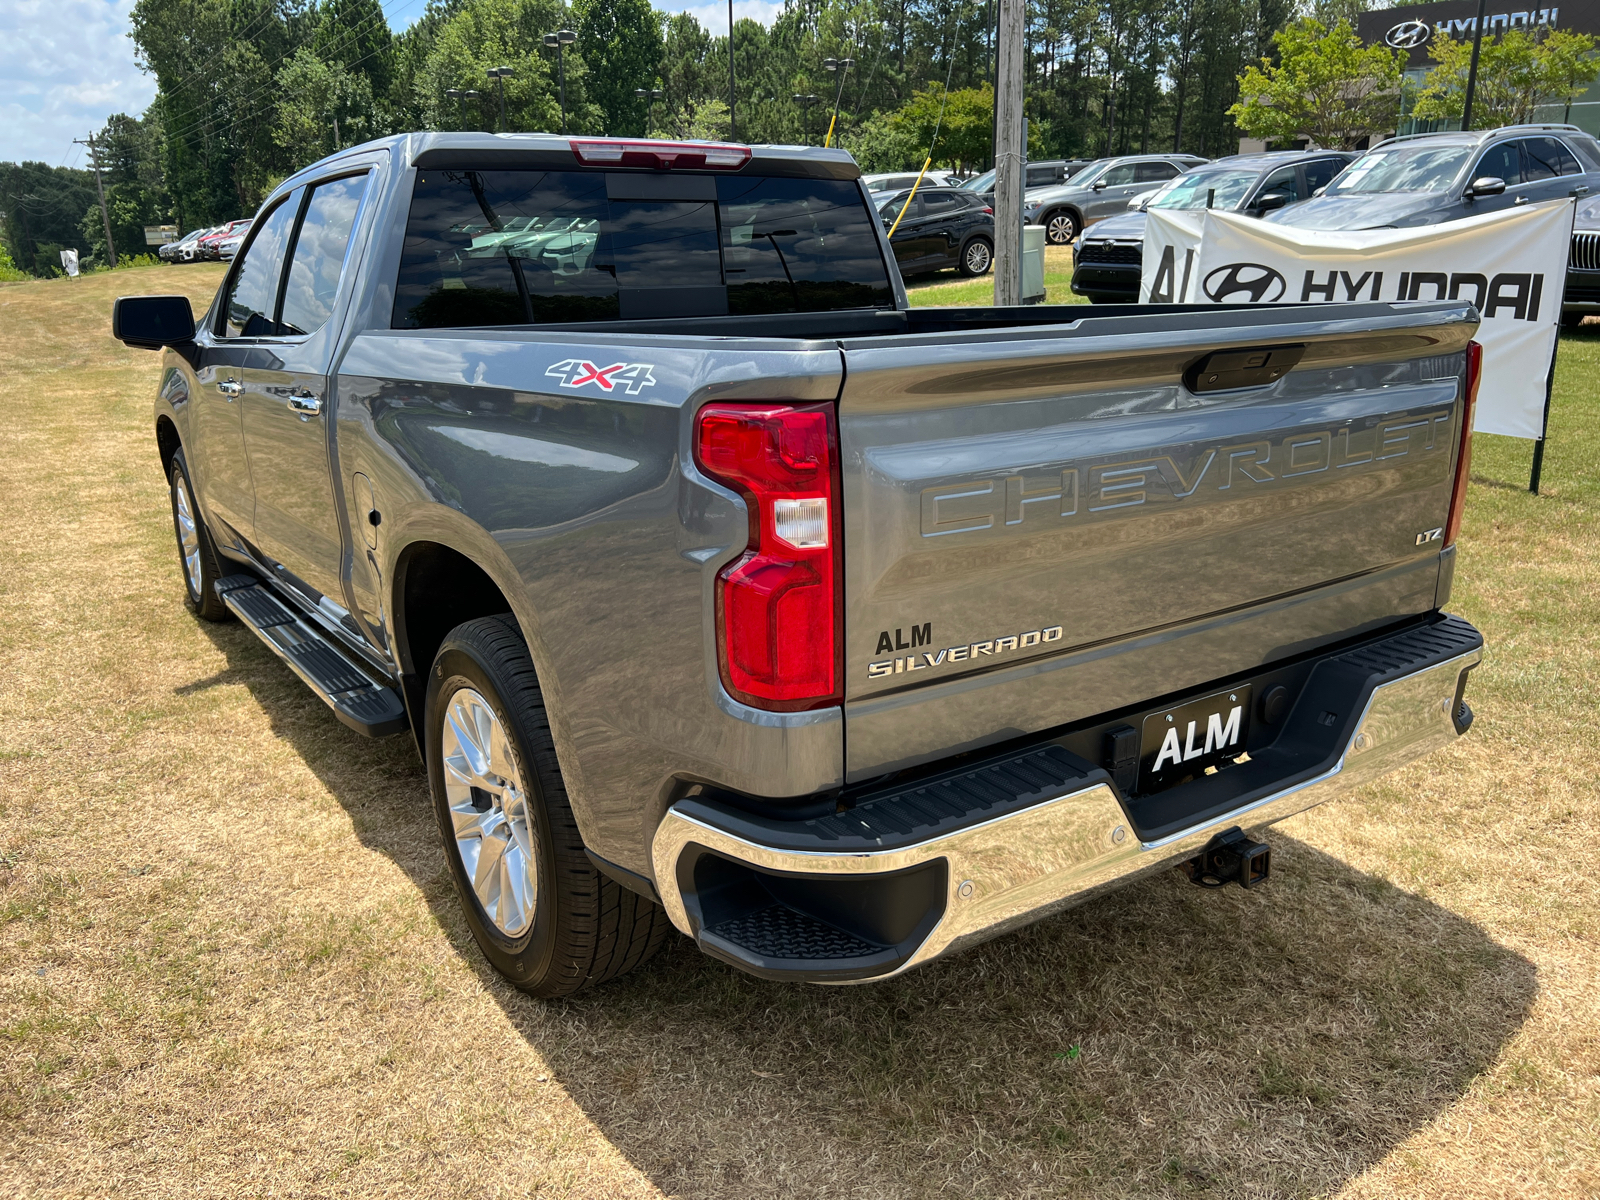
[
  {"left": 959, "top": 236, "right": 994, "bottom": 277},
  {"left": 427, "top": 616, "right": 673, "bottom": 997},
  {"left": 168, "top": 448, "right": 230, "bottom": 621},
  {"left": 1045, "top": 210, "right": 1079, "bottom": 245}
]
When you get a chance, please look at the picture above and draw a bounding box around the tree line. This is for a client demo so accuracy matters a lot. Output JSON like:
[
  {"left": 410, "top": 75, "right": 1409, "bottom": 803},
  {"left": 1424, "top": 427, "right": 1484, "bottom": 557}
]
[{"left": 3, "top": 0, "right": 1306, "bottom": 275}]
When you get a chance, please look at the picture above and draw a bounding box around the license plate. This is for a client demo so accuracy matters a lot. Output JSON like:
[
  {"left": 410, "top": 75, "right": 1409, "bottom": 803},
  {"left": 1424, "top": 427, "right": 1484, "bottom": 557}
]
[{"left": 1139, "top": 685, "right": 1253, "bottom": 794}]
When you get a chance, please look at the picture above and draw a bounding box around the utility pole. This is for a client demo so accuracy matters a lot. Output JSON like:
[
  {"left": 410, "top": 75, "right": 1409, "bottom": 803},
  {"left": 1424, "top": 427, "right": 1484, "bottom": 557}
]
[
  {"left": 75, "top": 135, "right": 117, "bottom": 268},
  {"left": 1461, "top": 0, "right": 1490, "bottom": 130},
  {"left": 993, "top": 0, "right": 1024, "bottom": 305},
  {"left": 728, "top": 0, "right": 737, "bottom": 139}
]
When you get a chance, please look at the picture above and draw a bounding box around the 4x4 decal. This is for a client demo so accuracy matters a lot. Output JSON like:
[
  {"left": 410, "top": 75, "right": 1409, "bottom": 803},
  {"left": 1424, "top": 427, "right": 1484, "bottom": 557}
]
[{"left": 545, "top": 359, "right": 657, "bottom": 395}]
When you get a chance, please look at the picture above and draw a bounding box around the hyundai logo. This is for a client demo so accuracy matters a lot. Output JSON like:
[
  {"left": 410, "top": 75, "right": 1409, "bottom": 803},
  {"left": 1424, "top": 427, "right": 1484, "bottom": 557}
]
[
  {"left": 1203, "top": 263, "right": 1287, "bottom": 303},
  {"left": 1385, "top": 19, "right": 1432, "bottom": 49}
]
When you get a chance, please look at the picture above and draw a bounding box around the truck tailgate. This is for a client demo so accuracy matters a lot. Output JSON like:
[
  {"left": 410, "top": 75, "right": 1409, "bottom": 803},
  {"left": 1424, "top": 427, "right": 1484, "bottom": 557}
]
[{"left": 838, "top": 301, "right": 1475, "bottom": 780}]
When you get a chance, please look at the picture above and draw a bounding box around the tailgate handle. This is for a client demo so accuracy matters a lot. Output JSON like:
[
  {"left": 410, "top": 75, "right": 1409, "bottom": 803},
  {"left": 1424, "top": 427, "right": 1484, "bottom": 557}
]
[{"left": 1185, "top": 344, "right": 1305, "bottom": 394}]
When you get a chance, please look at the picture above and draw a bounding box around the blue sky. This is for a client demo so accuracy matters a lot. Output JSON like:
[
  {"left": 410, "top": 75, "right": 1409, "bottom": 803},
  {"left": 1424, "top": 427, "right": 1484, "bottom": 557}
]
[{"left": 0, "top": 0, "right": 785, "bottom": 166}]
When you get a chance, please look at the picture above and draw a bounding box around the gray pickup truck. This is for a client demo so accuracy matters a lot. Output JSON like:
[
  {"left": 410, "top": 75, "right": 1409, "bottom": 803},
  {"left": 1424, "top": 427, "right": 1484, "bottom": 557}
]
[{"left": 114, "top": 133, "right": 1485, "bottom": 996}]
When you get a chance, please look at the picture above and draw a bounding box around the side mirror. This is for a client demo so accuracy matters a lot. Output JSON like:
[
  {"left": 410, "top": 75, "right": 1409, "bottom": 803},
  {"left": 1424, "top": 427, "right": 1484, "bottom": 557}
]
[
  {"left": 1466, "top": 175, "right": 1506, "bottom": 199},
  {"left": 1091, "top": 180, "right": 1108, "bottom": 191},
  {"left": 113, "top": 295, "right": 196, "bottom": 350},
  {"left": 1254, "top": 191, "right": 1291, "bottom": 213}
]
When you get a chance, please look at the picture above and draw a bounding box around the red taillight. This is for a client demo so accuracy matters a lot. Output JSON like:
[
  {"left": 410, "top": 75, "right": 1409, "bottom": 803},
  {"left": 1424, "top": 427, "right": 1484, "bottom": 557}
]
[
  {"left": 695, "top": 403, "right": 842, "bottom": 710},
  {"left": 1445, "top": 339, "right": 1481, "bottom": 548},
  {"left": 981, "top": 205, "right": 993, "bottom": 214},
  {"left": 570, "top": 139, "right": 751, "bottom": 170}
]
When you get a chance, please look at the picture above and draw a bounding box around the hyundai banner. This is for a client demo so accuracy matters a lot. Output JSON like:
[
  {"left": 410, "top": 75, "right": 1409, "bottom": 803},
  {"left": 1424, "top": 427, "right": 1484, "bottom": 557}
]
[{"left": 1140, "top": 200, "right": 1575, "bottom": 439}]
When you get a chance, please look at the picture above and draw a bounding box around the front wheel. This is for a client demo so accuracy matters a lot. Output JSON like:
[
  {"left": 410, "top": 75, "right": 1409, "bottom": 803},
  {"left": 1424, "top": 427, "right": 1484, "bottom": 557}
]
[
  {"left": 959, "top": 236, "right": 993, "bottom": 277},
  {"left": 1044, "top": 210, "right": 1079, "bottom": 245},
  {"left": 427, "top": 616, "right": 672, "bottom": 997}
]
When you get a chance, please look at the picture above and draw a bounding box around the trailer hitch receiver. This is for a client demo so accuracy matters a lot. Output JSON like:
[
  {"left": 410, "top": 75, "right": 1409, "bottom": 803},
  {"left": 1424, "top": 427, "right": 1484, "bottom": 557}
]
[{"left": 1186, "top": 827, "right": 1270, "bottom": 889}]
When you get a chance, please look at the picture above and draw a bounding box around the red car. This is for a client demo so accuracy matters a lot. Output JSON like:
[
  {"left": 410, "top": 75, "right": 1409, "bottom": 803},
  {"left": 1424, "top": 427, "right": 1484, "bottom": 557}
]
[{"left": 196, "top": 219, "right": 250, "bottom": 260}]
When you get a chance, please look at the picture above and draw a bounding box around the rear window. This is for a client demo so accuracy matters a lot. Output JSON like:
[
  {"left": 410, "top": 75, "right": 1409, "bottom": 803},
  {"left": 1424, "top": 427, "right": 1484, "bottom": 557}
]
[{"left": 393, "top": 169, "right": 893, "bottom": 327}]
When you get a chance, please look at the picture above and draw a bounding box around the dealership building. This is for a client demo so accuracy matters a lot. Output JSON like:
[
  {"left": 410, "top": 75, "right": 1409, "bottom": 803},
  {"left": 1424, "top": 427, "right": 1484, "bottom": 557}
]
[{"left": 1358, "top": 0, "right": 1600, "bottom": 137}]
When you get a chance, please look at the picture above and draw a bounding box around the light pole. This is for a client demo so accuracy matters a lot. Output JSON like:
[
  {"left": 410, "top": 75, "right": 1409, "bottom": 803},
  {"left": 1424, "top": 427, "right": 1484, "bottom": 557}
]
[
  {"left": 444, "top": 88, "right": 482, "bottom": 130},
  {"left": 486, "top": 66, "right": 515, "bottom": 132},
  {"left": 634, "top": 87, "right": 664, "bottom": 135},
  {"left": 792, "top": 93, "right": 819, "bottom": 144},
  {"left": 822, "top": 57, "right": 855, "bottom": 148},
  {"left": 544, "top": 30, "right": 577, "bottom": 133},
  {"left": 1461, "top": 0, "right": 1490, "bottom": 130}
]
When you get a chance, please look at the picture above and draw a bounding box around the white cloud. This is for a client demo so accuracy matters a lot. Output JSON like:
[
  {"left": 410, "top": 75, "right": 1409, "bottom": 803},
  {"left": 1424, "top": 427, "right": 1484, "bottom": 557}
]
[
  {"left": 0, "top": 0, "right": 157, "bottom": 165},
  {"left": 654, "top": 0, "right": 784, "bottom": 38}
]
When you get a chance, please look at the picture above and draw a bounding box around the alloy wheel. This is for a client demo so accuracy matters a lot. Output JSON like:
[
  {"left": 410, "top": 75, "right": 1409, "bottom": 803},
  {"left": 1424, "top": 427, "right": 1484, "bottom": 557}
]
[
  {"left": 965, "top": 240, "right": 992, "bottom": 275},
  {"left": 440, "top": 687, "right": 539, "bottom": 937},
  {"left": 172, "top": 471, "right": 203, "bottom": 597},
  {"left": 1046, "top": 212, "right": 1077, "bottom": 245}
]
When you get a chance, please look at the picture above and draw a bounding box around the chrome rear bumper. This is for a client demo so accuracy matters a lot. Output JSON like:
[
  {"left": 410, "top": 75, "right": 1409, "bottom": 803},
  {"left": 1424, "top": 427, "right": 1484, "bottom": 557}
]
[{"left": 652, "top": 622, "right": 1482, "bottom": 984}]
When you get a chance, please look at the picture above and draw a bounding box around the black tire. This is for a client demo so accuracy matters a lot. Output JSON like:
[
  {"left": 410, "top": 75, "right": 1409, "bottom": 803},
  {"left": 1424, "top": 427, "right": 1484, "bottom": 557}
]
[
  {"left": 1044, "top": 209, "right": 1079, "bottom": 245},
  {"left": 959, "top": 236, "right": 994, "bottom": 277},
  {"left": 1562, "top": 310, "right": 1586, "bottom": 329},
  {"left": 426, "top": 615, "right": 673, "bottom": 997},
  {"left": 168, "top": 448, "right": 231, "bottom": 621}
]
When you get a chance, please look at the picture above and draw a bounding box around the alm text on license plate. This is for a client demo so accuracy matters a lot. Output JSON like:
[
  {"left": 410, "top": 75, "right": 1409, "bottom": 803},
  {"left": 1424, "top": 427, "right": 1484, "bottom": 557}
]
[{"left": 1139, "top": 685, "right": 1252, "bottom": 794}]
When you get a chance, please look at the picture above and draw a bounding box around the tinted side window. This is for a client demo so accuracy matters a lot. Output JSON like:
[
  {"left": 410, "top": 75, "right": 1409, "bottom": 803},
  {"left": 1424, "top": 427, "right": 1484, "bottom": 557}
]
[
  {"left": 1026, "top": 165, "right": 1060, "bottom": 186},
  {"left": 1475, "top": 141, "right": 1522, "bottom": 186},
  {"left": 922, "top": 192, "right": 959, "bottom": 211},
  {"left": 221, "top": 191, "right": 301, "bottom": 338},
  {"left": 1101, "top": 164, "right": 1137, "bottom": 186},
  {"left": 1523, "top": 137, "right": 1582, "bottom": 180},
  {"left": 1258, "top": 166, "right": 1301, "bottom": 204},
  {"left": 281, "top": 175, "right": 369, "bottom": 338},
  {"left": 393, "top": 170, "right": 892, "bottom": 328},
  {"left": 1135, "top": 161, "right": 1180, "bottom": 182},
  {"left": 1304, "top": 158, "right": 1345, "bottom": 192}
]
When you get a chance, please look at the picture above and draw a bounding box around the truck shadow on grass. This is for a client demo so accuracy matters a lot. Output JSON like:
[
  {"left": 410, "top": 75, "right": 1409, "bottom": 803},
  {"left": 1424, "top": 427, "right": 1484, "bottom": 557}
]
[{"left": 198, "top": 620, "right": 1537, "bottom": 1200}]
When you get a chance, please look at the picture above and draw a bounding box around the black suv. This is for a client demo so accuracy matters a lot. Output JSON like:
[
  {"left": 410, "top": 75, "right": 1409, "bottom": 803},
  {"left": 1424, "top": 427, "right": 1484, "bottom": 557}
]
[
  {"left": 1071, "top": 150, "right": 1353, "bottom": 303},
  {"left": 876, "top": 185, "right": 997, "bottom": 276}
]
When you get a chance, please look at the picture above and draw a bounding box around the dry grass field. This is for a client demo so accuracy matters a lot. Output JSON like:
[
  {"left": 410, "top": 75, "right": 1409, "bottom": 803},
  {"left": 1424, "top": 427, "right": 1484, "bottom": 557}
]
[{"left": 1, "top": 263, "right": 1597, "bottom": 1199}]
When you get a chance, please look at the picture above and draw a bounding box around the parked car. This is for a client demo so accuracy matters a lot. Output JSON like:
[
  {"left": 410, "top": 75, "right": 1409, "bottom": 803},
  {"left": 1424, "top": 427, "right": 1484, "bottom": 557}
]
[
  {"left": 862, "top": 169, "right": 963, "bottom": 193},
  {"left": 217, "top": 227, "right": 250, "bottom": 261},
  {"left": 1563, "top": 193, "right": 1600, "bottom": 326},
  {"left": 1071, "top": 151, "right": 1355, "bottom": 303},
  {"left": 961, "top": 159, "right": 1097, "bottom": 203},
  {"left": 158, "top": 229, "right": 201, "bottom": 262},
  {"left": 1268, "top": 125, "right": 1600, "bottom": 327},
  {"left": 196, "top": 220, "right": 251, "bottom": 260},
  {"left": 176, "top": 227, "right": 218, "bottom": 262},
  {"left": 1024, "top": 154, "right": 1210, "bottom": 244},
  {"left": 877, "top": 184, "right": 995, "bottom": 276},
  {"left": 113, "top": 132, "right": 1483, "bottom": 996}
]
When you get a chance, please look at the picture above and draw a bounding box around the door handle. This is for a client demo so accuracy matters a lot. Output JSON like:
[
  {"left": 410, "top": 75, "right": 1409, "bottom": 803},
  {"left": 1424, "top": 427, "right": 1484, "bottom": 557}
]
[
  {"left": 287, "top": 389, "right": 322, "bottom": 416},
  {"left": 217, "top": 378, "right": 243, "bottom": 399},
  {"left": 1572, "top": 185, "right": 1591, "bottom": 197},
  {"left": 1514, "top": 195, "right": 1531, "bottom": 206}
]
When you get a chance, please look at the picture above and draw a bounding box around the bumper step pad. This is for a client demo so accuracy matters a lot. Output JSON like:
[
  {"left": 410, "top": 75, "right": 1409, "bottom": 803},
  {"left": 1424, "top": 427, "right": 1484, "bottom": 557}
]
[{"left": 215, "top": 575, "right": 407, "bottom": 737}]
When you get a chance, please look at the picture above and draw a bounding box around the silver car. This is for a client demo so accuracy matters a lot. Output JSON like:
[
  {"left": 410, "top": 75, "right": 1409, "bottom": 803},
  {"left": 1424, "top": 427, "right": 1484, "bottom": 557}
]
[{"left": 1024, "top": 154, "right": 1208, "bottom": 244}]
